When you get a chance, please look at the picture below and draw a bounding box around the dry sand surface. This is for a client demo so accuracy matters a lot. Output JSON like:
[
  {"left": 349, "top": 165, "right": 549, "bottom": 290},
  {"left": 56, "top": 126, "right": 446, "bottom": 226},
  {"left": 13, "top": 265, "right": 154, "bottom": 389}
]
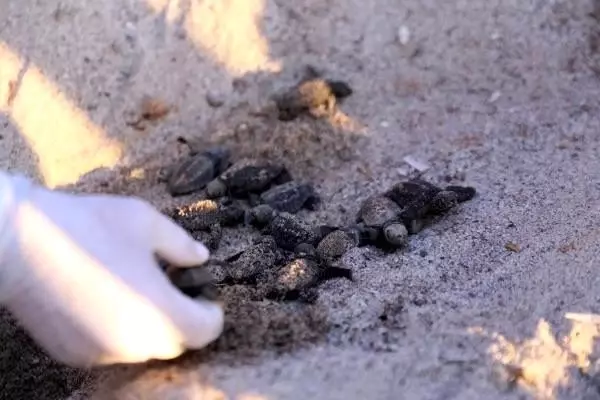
[{"left": 2, "top": 0, "right": 600, "bottom": 399}]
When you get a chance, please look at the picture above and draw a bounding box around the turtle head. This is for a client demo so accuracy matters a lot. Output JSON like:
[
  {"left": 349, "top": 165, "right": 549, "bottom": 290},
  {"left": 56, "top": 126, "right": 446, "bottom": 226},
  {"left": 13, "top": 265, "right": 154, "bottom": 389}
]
[
  {"left": 219, "top": 198, "right": 245, "bottom": 226},
  {"left": 294, "top": 243, "right": 317, "bottom": 259},
  {"left": 326, "top": 80, "right": 353, "bottom": 99},
  {"left": 244, "top": 204, "right": 277, "bottom": 228},
  {"left": 206, "top": 178, "right": 228, "bottom": 199},
  {"left": 382, "top": 222, "right": 409, "bottom": 248}
]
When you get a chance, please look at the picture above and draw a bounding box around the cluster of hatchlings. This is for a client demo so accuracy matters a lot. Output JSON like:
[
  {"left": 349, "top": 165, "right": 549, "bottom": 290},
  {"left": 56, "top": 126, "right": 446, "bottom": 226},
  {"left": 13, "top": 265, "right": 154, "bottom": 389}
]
[
  {"left": 158, "top": 136, "right": 476, "bottom": 304},
  {"left": 157, "top": 74, "right": 476, "bottom": 303}
]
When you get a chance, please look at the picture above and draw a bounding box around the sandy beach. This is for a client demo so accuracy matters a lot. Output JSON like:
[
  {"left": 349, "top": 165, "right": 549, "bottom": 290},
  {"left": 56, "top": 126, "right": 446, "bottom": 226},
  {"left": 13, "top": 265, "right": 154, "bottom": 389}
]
[{"left": 2, "top": 1, "right": 600, "bottom": 399}]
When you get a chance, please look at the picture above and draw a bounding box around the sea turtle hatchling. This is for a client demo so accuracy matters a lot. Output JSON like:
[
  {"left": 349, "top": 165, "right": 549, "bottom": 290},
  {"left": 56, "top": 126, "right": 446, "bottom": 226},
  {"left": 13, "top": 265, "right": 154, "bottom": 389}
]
[
  {"left": 274, "top": 72, "right": 353, "bottom": 121},
  {"left": 383, "top": 178, "right": 442, "bottom": 208},
  {"left": 224, "top": 235, "right": 285, "bottom": 284},
  {"left": 165, "top": 237, "right": 285, "bottom": 299},
  {"left": 166, "top": 198, "right": 245, "bottom": 231},
  {"left": 243, "top": 203, "right": 278, "bottom": 228},
  {"left": 166, "top": 263, "right": 222, "bottom": 301},
  {"left": 257, "top": 180, "right": 321, "bottom": 213},
  {"left": 382, "top": 178, "right": 441, "bottom": 232},
  {"left": 383, "top": 179, "right": 477, "bottom": 232},
  {"left": 355, "top": 195, "right": 409, "bottom": 248},
  {"left": 264, "top": 246, "right": 353, "bottom": 303},
  {"left": 165, "top": 198, "right": 245, "bottom": 250},
  {"left": 315, "top": 227, "right": 365, "bottom": 263},
  {"left": 248, "top": 207, "right": 323, "bottom": 251},
  {"left": 205, "top": 158, "right": 292, "bottom": 199},
  {"left": 159, "top": 139, "right": 232, "bottom": 197}
]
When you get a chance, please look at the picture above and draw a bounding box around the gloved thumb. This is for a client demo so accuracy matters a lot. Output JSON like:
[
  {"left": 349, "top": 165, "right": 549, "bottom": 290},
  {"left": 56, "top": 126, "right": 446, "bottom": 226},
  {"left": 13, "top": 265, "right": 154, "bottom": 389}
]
[{"left": 166, "top": 291, "right": 225, "bottom": 350}]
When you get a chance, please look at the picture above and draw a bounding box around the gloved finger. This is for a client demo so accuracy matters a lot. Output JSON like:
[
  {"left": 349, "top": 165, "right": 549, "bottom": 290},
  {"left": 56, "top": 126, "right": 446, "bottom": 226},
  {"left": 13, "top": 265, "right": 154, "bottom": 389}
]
[
  {"left": 83, "top": 195, "right": 210, "bottom": 267},
  {"left": 148, "top": 209, "right": 211, "bottom": 267},
  {"left": 165, "top": 289, "right": 225, "bottom": 349}
]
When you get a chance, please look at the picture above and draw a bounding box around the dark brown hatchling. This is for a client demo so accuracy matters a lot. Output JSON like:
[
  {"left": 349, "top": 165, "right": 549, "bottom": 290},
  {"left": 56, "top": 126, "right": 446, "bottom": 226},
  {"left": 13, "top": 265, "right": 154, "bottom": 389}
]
[
  {"left": 356, "top": 195, "right": 409, "bottom": 248},
  {"left": 383, "top": 178, "right": 477, "bottom": 233},
  {"left": 257, "top": 180, "right": 321, "bottom": 213},
  {"left": 249, "top": 207, "right": 323, "bottom": 251},
  {"left": 165, "top": 198, "right": 245, "bottom": 250},
  {"left": 383, "top": 178, "right": 442, "bottom": 208},
  {"left": 166, "top": 198, "right": 245, "bottom": 231},
  {"left": 190, "top": 225, "right": 223, "bottom": 251},
  {"left": 315, "top": 228, "right": 361, "bottom": 263},
  {"left": 205, "top": 158, "right": 292, "bottom": 199},
  {"left": 265, "top": 249, "right": 353, "bottom": 303},
  {"left": 382, "top": 178, "right": 444, "bottom": 234},
  {"left": 159, "top": 139, "right": 231, "bottom": 196},
  {"left": 274, "top": 68, "right": 353, "bottom": 121},
  {"left": 243, "top": 203, "right": 278, "bottom": 228},
  {"left": 224, "top": 235, "right": 285, "bottom": 284},
  {"left": 166, "top": 263, "right": 223, "bottom": 301}
]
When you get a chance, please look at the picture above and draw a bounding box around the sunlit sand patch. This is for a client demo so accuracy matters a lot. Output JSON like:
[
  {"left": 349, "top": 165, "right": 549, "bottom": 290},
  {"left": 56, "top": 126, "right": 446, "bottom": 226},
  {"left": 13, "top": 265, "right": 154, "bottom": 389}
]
[
  {"left": 0, "top": 42, "right": 123, "bottom": 188},
  {"left": 470, "top": 315, "right": 600, "bottom": 398},
  {"left": 86, "top": 365, "right": 240, "bottom": 400},
  {"left": 146, "top": 0, "right": 281, "bottom": 77}
]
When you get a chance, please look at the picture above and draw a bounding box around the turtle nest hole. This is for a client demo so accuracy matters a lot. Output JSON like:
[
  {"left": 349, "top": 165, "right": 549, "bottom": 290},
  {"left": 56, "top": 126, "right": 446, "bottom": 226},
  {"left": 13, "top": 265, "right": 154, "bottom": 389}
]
[
  {"left": 194, "top": 111, "right": 368, "bottom": 183},
  {"left": 202, "top": 285, "right": 331, "bottom": 361}
]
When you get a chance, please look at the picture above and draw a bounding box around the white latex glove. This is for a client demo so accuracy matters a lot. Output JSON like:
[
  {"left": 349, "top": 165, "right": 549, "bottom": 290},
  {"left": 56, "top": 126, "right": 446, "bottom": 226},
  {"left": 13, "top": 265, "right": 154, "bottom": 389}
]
[{"left": 0, "top": 171, "right": 224, "bottom": 368}]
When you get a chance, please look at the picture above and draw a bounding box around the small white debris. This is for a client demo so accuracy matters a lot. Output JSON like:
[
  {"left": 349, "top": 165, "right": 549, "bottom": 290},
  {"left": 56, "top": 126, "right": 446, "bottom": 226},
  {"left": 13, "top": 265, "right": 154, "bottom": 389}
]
[
  {"left": 380, "top": 121, "right": 390, "bottom": 128},
  {"left": 403, "top": 155, "right": 430, "bottom": 172},
  {"left": 398, "top": 26, "right": 411, "bottom": 45},
  {"left": 490, "top": 31, "right": 501, "bottom": 41},
  {"left": 488, "top": 91, "right": 502, "bottom": 103},
  {"left": 565, "top": 312, "right": 600, "bottom": 324},
  {"left": 206, "top": 91, "right": 225, "bottom": 108},
  {"left": 396, "top": 166, "right": 411, "bottom": 177},
  {"left": 236, "top": 123, "right": 249, "bottom": 133}
]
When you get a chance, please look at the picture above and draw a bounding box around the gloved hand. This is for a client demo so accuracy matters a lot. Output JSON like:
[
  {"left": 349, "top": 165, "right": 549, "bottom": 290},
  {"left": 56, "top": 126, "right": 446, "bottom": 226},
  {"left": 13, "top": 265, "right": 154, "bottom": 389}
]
[{"left": 0, "top": 171, "right": 224, "bottom": 368}]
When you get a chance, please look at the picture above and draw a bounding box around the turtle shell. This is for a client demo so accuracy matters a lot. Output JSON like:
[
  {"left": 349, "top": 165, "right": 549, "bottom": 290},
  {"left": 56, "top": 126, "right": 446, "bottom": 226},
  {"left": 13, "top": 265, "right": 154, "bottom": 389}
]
[
  {"left": 266, "top": 212, "right": 321, "bottom": 251},
  {"left": 356, "top": 195, "right": 402, "bottom": 228},
  {"left": 259, "top": 181, "right": 318, "bottom": 213},
  {"left": 217, "top": 159, "right": 289, "bottom": 195},
  {"left": 166, "top": 146, "right": 230, "bottom": 196}
]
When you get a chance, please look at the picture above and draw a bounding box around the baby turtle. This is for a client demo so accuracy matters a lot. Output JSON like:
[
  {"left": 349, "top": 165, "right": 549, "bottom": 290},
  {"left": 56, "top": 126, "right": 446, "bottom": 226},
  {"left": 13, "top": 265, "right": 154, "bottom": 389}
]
[
  {"left": 244, "top": 203, "right": 279, "bottom": 228},
  {"left": 225, "top": 236, "right": 285, "bottom": 284},
  {"left": 159, "top": 139, "right": 231, "bottom": 196},
  {"left": 274, "top": 68, "right": 353, "bottom": 121},
  {"left": 166, "top": 263, "right": 222, "bottom": 301},
  {"left": 383, "top": 178, "right": 441, "bottom": 208},
  {"left": 257, "top": 181, "right": 320, "bottom": 213},
  {"left": 166, "top": 198, "right": 245, "bottom": 231},
  {"left": 252, "top": 208, "right": 323, "bottom": 251},
  {"left": 165, "top": 198, "right": 245, "bottom": 250},
  {"left": 190, "top": 225, "right": 223, "bottom": 251},
  {"left": 315, "top": 228, "right": 363, "bottom": 263},
  {"left": 265, "top": 248, "right": 353, "bottom": 303},
  {"left": 205, "top": 158, "right": 292, "bottom": 199},
  {"left": 383, "top": 179, "right": 477, "bottom": 232},
  {"left": 382, "top": 178, "right": 442, "bottom": 234},
  {"left": 356, "top": 195, "right": 409, "bottom": 248}
]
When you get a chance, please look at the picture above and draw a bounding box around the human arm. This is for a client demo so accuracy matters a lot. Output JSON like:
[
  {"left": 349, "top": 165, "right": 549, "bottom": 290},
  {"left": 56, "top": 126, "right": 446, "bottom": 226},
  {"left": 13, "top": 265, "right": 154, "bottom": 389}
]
[{"left": 0, "top": 171, "right": 223, "bottom": 367}]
